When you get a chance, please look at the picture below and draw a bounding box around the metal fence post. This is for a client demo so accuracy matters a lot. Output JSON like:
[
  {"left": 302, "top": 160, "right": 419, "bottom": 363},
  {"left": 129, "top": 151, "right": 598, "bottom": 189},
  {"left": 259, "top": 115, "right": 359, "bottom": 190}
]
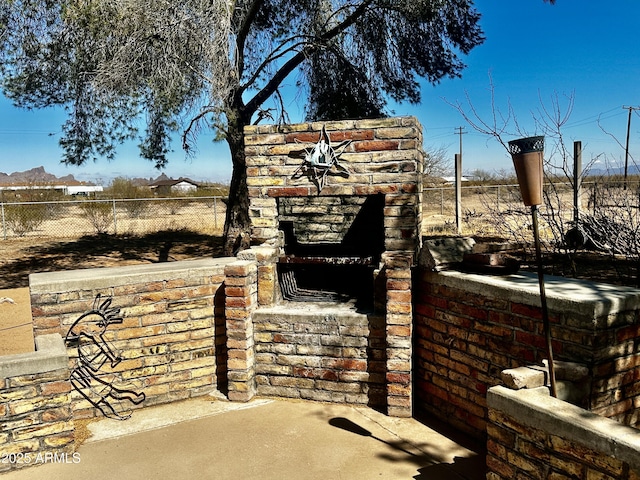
[
  {"left": 112, "top": 199, "right": 118, "bottom": 234},
  {"left": 214, "top": 197, "right": 218, "bottom": 230},
  {"left": 1, "top": 202, "right": 6, "bottom": 240}
]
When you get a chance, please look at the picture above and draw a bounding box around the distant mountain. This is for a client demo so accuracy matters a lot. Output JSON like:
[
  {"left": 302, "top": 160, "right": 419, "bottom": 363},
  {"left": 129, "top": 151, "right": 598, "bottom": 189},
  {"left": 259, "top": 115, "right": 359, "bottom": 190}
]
[
  {"left": 0, "top": 167, "right": 216, "bottom": 187},
  {"left": 0, "top": 166, "right": 81, "bottom": 185},
  {"left": 585, "top": 165, "right": 640, "bottom": 177}
]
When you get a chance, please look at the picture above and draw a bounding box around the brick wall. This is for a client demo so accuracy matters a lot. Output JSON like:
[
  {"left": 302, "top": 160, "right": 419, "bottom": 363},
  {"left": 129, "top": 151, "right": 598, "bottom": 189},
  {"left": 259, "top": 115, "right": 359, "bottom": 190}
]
[
  {"left": 487, "top": 385, "right": 640, "bottom": 480},
  {"left": 414, "top": 269, "right": 640, "bottom": 439},
  {"left": 224, "top": 260, "right": 258, "bottom": 402},
  {"left": 29, "top": 258, "right": 233, "bottom": 418},
  {"left": 252, "top": 304, "right": 386, "bottom": 407},
  {"left": 589, "top": 317, "right": 640, "bottom": 426},
  {"left": 0, "top": 335, "right": 74, "bottom": 473},
  {"left": 278, "top": 195, "right": 371, "bottom": 244}
]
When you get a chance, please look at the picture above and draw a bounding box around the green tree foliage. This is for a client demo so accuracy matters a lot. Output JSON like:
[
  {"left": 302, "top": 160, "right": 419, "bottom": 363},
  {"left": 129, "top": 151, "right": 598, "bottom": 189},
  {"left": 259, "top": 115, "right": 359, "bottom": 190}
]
[{"left": 0, "top": 0, "right": 486, "bottom": 253}]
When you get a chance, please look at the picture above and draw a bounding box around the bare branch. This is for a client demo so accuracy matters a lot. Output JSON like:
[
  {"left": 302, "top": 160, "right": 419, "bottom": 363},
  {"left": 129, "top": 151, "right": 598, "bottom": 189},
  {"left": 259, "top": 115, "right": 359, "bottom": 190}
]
[{"left": 182, "top": 105, "right": 217, "bottom": 153}]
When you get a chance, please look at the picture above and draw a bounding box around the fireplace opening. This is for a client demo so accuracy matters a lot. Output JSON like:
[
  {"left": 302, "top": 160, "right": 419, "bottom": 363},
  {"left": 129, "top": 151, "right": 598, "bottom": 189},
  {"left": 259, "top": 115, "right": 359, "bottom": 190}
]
[
  {"left": 278, "top": 263, "right": 375, "bottom": 305},
  {"left": 277, "top": 194, "right": 384, "bottom": 306}
]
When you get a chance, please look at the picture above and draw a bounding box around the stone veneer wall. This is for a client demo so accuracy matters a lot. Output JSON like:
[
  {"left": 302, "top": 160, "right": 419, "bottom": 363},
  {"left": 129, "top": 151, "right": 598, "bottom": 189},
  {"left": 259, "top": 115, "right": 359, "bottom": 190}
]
[
  {"left": 29, "top": 258, "right": 234, "bottom": 418},
  {"left": 251, "top": 304, "right": 387, "bottom": 407},
  {"left": 414, "top": 268, "right": 640, "bottom": 440},
  {"left": 278, "top": 196, "right": 373, "bottom": 245},
  {"left": 244, "top": 116, "right": 423, "bottom": 251},
  {"left": 487, "top": 385, "right": 640, "bottom": 480},
  {"left": 0, "top": 335, "right": 73, "bottom": 473},
  {"left": 241, "top": 117, "right": 423, "bottom": 417}
]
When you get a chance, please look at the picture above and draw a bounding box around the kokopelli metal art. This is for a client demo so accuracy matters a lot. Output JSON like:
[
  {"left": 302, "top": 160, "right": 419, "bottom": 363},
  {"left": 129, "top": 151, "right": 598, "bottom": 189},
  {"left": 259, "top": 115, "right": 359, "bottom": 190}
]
[{"left": 65, "top": 294, "right": 145, "bottom": 420}]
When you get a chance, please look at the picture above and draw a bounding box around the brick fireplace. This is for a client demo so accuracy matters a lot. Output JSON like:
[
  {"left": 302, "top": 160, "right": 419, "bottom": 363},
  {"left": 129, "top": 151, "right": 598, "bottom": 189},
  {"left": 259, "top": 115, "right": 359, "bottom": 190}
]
[{"left": 226, "top": 117, "right": 423, "bottom": 417}]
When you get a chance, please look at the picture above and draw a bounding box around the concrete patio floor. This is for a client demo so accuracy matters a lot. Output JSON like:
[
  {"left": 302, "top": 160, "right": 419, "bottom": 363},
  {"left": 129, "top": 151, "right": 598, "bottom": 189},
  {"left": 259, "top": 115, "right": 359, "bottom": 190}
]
[{"left": 2, "top": 395, "right": 486, "bottom": 480}]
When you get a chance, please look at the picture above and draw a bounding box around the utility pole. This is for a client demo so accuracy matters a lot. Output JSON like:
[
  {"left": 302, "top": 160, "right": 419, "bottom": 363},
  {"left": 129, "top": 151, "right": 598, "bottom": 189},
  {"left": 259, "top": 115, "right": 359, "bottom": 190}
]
[
  {"left": 455, "top": 153, "right": 462, "bottom": 234},
  {"left": 455, "top": 126, "right": 466, "bottom": 160},
  {"left": 622, "top": 106, "right": 640, "bottom": 190}
]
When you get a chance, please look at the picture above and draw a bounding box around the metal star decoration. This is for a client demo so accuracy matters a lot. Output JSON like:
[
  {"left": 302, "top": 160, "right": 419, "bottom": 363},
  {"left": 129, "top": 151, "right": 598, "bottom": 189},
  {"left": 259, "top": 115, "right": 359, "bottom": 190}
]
[{"left": 292, "top": 125, "right": 351, "bottom": 192}]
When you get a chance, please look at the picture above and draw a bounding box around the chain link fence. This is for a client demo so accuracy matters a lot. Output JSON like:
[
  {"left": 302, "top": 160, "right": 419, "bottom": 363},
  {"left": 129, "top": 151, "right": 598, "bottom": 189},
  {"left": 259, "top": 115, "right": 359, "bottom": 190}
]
[
  {"left": 423, "top": 183, "right": 525, "bottom": 235},
  {"left": 423, "top": 180, "right": 640, "bottom": 237},
  {"left": 0, "top": 196, "right": 226, "bottom": 240}
]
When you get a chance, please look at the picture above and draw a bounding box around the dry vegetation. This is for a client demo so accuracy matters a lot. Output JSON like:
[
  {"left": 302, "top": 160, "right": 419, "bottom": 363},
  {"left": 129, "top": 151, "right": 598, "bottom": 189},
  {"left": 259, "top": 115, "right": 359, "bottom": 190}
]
[{"left": 422, "top": 179, "right": 640, "bottom": 288}]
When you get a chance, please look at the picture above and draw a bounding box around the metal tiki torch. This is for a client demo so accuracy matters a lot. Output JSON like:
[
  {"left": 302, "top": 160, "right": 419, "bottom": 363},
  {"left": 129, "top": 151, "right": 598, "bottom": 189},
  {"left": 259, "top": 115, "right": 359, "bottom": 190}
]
[{"left": 508, "top": 136, "right": 557, "bottom": 397}]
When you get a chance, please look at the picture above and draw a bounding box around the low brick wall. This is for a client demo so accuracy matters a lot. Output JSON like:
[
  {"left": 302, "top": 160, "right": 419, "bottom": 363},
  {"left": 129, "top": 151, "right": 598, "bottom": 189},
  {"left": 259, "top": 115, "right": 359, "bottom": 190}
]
[
  {"left": 414, "top": 269, "right": 640, "bottom": 439},
  {"left": 252, "top": 303, "right": 386, "bottom": 407},
  {"left": 487, "top": 385, "right": 640, "bottom": 480},
  {"left": 0, "top": 334, "right": 74, "bottom": 473},
  {"left": 29, "top": 258, "right": 234, "bottom": 418}
]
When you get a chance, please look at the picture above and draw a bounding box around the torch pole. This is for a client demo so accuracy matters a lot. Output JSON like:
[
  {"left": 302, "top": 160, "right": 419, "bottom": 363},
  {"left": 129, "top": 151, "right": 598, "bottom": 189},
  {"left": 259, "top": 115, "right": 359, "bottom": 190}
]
[{"left": 531, "top": 205, "right": 557, "bottom": 397}]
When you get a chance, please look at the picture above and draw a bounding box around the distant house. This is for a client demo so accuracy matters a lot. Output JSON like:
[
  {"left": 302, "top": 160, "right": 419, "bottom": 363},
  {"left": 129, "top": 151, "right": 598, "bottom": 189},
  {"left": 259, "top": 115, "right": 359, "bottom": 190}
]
[
  {"left": 65, "top": 185, "right": 104, "bottom": 196},
  {"left": 148, "top": 176, "right": 200, "bottom": 195},
  {"left": 440, "top": 176, "right": 471, "bottom": 184},
  {"left": 0, "top": 183, "right": 103, "bottom": 196}
]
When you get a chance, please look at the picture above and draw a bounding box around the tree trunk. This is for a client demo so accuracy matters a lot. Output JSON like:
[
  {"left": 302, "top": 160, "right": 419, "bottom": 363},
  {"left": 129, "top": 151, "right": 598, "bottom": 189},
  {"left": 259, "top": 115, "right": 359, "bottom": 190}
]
[{"left": 222, "top": 109, "right": 252, "bottom": 256}]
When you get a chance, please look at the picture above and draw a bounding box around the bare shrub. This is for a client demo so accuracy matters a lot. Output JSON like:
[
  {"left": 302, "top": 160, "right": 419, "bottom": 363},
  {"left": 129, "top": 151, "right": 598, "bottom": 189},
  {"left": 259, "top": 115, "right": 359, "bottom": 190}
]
[
  {"left": 163, "top": 198, "right": 185, "bottom": 215},
  {"left": 120, "top": 199, "right": 149, "bottom": 218},
  {"left": 80, "top": 201, "right": 114, "bottom": 234},
  {"left": 4, "top": 203, "right": 47, "bottom": 236}
]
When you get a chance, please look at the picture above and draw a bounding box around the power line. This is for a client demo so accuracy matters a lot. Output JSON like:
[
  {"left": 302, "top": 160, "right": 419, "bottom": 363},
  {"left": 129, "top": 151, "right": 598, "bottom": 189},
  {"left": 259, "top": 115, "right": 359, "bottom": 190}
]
[{"left": 564, "top": 108, "right": 624, "bottom": 129}]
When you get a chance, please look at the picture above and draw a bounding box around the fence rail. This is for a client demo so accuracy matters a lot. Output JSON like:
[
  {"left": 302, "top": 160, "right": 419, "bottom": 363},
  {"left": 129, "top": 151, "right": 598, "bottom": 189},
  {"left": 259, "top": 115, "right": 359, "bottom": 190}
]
[{"left": 0, "top": 196, "right": 226, "bottom": 240}]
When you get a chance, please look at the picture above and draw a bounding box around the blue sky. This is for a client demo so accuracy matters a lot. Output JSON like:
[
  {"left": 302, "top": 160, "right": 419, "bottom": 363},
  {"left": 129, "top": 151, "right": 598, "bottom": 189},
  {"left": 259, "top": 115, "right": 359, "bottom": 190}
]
[{"left": 1, "top": 0, "right": 639, "bottom": 184}]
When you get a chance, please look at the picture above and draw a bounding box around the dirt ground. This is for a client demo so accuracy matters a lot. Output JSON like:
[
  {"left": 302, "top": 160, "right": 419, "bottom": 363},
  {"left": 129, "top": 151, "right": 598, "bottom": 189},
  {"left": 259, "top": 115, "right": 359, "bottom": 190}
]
[
  {"left": 0, "top": 230, "right": 224, "bottom": 289},
  {"left": 0, "top": 230, "right": 223, "bottom": 355},
  {"left": 0, "top": 287, "right": 34, "bottom": 355}
]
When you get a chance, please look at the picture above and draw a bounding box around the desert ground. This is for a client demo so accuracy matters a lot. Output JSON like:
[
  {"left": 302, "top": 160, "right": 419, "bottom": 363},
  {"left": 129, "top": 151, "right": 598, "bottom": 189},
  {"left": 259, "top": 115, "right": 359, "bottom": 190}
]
[{"left": 0, "top": 287, "right": 34, "bottom": 355}]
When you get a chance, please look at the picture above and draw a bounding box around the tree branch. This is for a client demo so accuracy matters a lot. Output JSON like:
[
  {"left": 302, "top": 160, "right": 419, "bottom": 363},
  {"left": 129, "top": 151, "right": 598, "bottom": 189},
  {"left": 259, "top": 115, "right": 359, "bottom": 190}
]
[
  {"left": 182, "top": 105, "right": 217, "bottom": 152},
  {"left": 243, "top": 0, "right": 375, "bottom": 116},
  {"left": 235, "top": 0, "right": 264, "bottom": 79},
  {"left": 241, "top": 38, "right": 309, "bottom": 93}
]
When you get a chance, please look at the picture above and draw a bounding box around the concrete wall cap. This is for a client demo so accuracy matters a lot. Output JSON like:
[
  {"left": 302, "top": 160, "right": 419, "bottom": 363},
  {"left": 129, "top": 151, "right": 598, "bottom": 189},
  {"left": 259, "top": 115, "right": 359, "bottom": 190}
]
[
  {"left": 501, "top": 366, "right": 546, "bottom": 389},
  {"left": 423, "top": 269, "right": 640, "bottom": 318},
  {"left": 29, "top": 257, "right": 236, "bottom": 293},
  {"left": 0, "top": 333, "right": 68, "bottom": 379},
  {"left": 237, "top": 246, "right": 281, "bottom": 263},
  {"left": 487, "top": 385, "right": 640, "bottom": 471}
]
